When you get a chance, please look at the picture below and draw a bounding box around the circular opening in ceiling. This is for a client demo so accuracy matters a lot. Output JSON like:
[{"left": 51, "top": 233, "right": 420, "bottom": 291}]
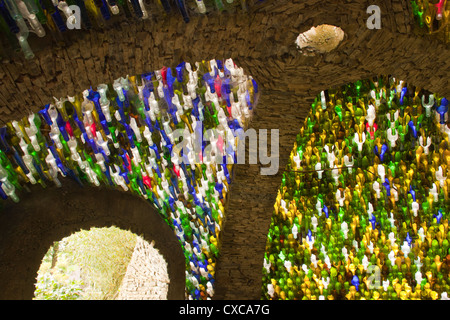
[{"left": 295, "top": 24, "right": 345, "bottom": 56}]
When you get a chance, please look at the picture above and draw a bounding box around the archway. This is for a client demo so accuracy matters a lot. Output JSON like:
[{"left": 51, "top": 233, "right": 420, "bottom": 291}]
[
  {"left": 0, "top": 58, "right": 259, "bottom": 300},
  {"left": 0, "top": 0, "right": 448, "bottom": 301},
  {"left": 260, "top": 75, "right": 449, "bottom": 300},
  {"left": 213, "top": 72, "right": 448, "bottom": 299},
  {"left": 0, "top": 179, "right": 185, "bottom": 300}
]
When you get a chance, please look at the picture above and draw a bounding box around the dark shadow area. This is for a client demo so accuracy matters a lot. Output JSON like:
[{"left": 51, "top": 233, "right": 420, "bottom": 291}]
[{"left": 0, "top": 179, "right": 185, "bottom": 300}]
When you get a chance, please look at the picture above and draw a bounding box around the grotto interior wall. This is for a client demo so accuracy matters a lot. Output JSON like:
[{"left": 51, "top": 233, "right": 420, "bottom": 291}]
[
  {"left": 0, "top": 0, "right": 448, "bottom": 300},
  {"left": 0, "top": 179, "right": 186, "bottom": 300}
]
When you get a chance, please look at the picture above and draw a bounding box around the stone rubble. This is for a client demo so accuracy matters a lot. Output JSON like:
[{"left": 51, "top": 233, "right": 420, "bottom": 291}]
[{"left": 117, "top": 237, "right": 170, "bottom": 300}]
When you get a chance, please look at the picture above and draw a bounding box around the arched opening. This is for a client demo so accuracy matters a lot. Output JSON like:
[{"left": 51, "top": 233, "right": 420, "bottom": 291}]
[
  {"left": 34, "top": 226, "right": 170, "bottom": 300},
  {"left": 0, "top": 179, "right": 185, "bottom": 300},
  {"left": 261, "top": 75, "right": 449, "bottom": 300},
  {"left": 213, "top": 62, "right": 448, "bottom": 299},
  {"left": 0, "top": 0, "right": 449, "bottom": 302},
  {"left": 0, "top": 58, "right": 259, "bottom": 300}
]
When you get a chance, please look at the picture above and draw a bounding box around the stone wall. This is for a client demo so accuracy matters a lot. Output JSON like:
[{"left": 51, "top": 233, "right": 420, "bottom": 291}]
[
  {"left": 0, "top": 0, "right": 448, "bottom": 300},
  {"left": 117, "top": 237, "right": 170, "bottom": 300}
]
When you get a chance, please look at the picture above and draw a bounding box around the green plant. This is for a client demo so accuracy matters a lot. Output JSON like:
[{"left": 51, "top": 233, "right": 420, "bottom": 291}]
[
  {"left": 34, "top": 272, "right": 83, "bottom": 300},
  {"left": 34, "top": 226, "right": 137, "bottom": 300}
]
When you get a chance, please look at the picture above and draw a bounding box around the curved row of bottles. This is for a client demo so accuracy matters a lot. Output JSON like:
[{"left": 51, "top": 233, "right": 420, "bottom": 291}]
[
  {"left": 262, "top": 76, "right": 450, "bottom": 300},
  {"left": 0, "top": 58, "right": 259, "bottom": 299},
  {"left": 411, "top": 0, "right": 449, "bottom": 43},
  {"left": 0, "top": 0, "right": 261, "bottom": 60}
]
